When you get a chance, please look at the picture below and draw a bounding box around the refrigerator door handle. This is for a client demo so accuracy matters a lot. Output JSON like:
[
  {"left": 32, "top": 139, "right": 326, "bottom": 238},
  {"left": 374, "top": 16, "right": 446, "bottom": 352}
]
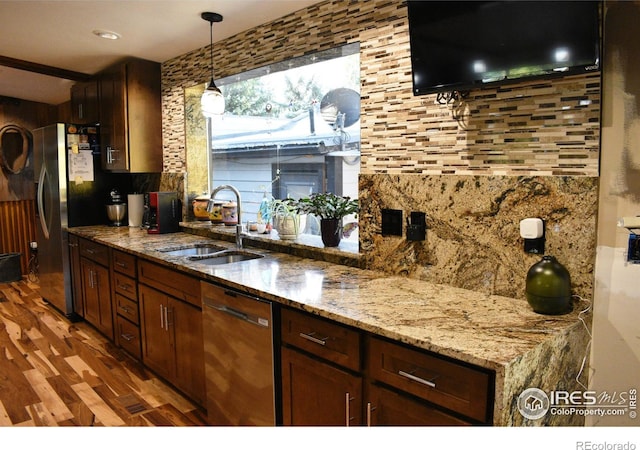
[{"left": 37, "top": 163, "right": 50, "bottom": 239}]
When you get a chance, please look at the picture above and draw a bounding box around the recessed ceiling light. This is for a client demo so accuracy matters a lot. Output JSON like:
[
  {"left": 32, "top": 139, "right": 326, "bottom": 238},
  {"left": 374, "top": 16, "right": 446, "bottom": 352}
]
[{"left": 93, "top": 29, "right": 121, "bottom": 40}]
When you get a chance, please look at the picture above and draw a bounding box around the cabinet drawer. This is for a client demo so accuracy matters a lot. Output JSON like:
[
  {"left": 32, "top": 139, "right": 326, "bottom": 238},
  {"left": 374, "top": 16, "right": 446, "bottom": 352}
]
[
  {"left": 79, "top": 238, "right": 109, "bottom": 266},
  {"left": 115, "top": 294, "right": 139, "bottom": 324},
  {"left": 112, "top": 250, "right": 136, "bottom": 277},
  {"left": 116, "top": 315, "right": 141, "bottom": 360},
  {"left": 113, "top": 271, "right": 137, "bottom": 301},
  {"left": 367, "top": 337, "right": 492, "bottom": 423},
  {"left": 281, "top": 308, "right": 361, "bottom": 372},
  {"left": 138, "top": 259, "right": 201, "bottom": 307}
]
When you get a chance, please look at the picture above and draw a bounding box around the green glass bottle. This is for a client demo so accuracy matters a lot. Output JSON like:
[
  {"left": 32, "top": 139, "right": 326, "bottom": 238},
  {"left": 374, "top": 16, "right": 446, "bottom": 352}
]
[{"left": 525, "top": 255, "right": 572, "bottom": 315}]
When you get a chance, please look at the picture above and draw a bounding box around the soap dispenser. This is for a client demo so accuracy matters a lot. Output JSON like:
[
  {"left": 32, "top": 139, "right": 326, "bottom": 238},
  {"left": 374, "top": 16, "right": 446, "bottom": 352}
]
[{"left": 525, "top": 255, "right": 572, "bottom": 315}]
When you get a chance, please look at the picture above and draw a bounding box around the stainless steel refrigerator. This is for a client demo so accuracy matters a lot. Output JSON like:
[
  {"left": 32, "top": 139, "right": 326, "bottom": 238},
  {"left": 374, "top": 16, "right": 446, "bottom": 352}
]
[{"left": 32, "top": 123, "right": 125, "bottom": 318}]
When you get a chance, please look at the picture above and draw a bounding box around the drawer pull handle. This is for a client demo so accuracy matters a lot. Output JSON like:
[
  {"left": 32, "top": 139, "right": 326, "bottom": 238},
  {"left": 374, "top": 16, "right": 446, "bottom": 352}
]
[
  {"left": 345, "top": 393, "right": 355, "bottom": 426},
  {"left": 118, "top": 283, "right": 130, "bottom": 291},
  {"left": 120, "top": 333, "right": 135, "bottom": 342},
  {"left": 398, "top": 370, "right": 437, "bottom": 388},
  {"left": 116, "top": 261, "right": 127, "bottom": 268},
  {"left": 119, "top": 305, "right": 130, "bottom": 313},
  {"left": 366, "top": 402, "right": 377, "bottom": 427},
  {"left": 299, "top": 332, "right": 327, "bottom": 346}
]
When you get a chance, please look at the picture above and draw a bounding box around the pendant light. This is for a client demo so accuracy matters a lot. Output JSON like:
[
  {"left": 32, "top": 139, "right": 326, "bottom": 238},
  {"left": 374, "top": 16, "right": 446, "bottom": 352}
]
[{"left": 201, "top": 12, "right": 225, "bottom": 117}]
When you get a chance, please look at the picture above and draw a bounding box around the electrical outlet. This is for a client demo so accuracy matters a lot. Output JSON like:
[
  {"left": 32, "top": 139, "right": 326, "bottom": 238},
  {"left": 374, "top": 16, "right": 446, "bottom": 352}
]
[
  {"left": 381, "top": 209, "right": 403, "bottom": 236},
  {"left": 628, "top": 234, "right": 640, "bottom": 263}
]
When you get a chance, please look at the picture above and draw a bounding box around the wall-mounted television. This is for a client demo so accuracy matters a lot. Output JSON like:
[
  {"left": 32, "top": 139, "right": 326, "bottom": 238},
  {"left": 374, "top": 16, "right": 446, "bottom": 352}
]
[{"left": 407, "top": 1, "right": 601, "bottom": 96}]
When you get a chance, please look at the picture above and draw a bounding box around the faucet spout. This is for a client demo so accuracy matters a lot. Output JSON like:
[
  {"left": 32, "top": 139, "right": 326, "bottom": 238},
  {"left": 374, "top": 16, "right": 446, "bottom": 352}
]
[{"left": 208, "top": 185, "right": 243, "bottom": 249}]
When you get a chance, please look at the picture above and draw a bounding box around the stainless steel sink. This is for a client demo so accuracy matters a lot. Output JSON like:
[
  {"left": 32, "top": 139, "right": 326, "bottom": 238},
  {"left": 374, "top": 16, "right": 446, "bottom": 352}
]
[
  {"left": 157, "top": 243, "right": 225, "bottom": 257},
  {"left": 189, "top": 250, "right": 263, "bottom": 265}
]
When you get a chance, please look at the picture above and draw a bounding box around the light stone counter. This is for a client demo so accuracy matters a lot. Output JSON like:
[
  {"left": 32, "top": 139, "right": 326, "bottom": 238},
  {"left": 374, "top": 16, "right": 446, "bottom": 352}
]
[{"left": 68, "top": 225, "right": 591, "bottom": 426}]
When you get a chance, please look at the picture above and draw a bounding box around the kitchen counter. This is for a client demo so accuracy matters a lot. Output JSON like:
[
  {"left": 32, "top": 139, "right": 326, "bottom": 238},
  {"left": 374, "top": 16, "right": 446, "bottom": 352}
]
[{"left": 68, "top": 225, "right": 591, "bottom": 426}]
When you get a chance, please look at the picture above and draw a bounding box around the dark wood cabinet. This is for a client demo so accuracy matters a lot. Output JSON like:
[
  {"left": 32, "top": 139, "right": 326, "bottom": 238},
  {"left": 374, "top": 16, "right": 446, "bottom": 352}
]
[
  {"left": 281, "top": 308, "right": 363, "bottom": 426},
  {"left": 281, "top": 307, "right": 493, "bottom": 426},
  {"left": 77, "top": 238, "right": 113, "bottom": 339},
  {"left": 80, "top": 257, "right": 113, "bottom": 339},
  {"left": 367, "top": 336, "right": 492, "bottom": 423},
  {"left": 111, "top": 249, "right": 141, "bottom": 360},
  {"left": 138, "top": 260, "right": 205, "bottom": 406},
  {"left": 139, "top": 284, "right": 173, "bottom": 380},
  {"left": 70, "top": 80, "right": 99, "bottom": 124},
  {"left": 366, "top": 383, "right": 470, "bottom": 426},
  {"left": 281, "top": 346, "right": 362, "bottom": 426},
  {"left": 99, "top": 58, "right": 162, "bottom": 173}
]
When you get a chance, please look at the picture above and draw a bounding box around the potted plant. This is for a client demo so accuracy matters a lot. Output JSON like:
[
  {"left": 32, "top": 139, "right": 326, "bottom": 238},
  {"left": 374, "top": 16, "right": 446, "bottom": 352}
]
[
  {"left": 266, "top": 198, "right": 305, "bottom": 240},
  {"left": 297, "top": 192, "right": 359, "bottom": 247}
]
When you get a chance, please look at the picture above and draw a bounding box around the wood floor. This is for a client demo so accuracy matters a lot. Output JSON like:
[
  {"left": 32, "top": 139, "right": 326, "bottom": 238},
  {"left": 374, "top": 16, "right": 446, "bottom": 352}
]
[{"left": 0, "top": 278, "right": 208, "bottom": 426}]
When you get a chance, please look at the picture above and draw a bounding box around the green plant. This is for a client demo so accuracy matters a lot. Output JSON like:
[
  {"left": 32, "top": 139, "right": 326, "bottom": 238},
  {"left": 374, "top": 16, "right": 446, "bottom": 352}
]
[
  {"left": 297, "top": 192, "right": 358, "bottom": 220},
  {"left": 265, "top": 198, "right": 301, "bottom": 222},
  {"left": 266, "top": 197, "right": 304, "bottom": 238}
]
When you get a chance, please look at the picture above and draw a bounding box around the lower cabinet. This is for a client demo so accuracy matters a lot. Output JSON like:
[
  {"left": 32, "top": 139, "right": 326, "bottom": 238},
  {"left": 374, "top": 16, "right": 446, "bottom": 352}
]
[
  {"left": 366, "top": 383, "right": 470, "bottom": 426},
  {"left": 76, "top": 238, "right": 114, "bottom": 339},
  {"left": 111, "top": 249, "right": 141, "bottom": 360},
  {"left": 80, "top": 259, "right": 113, "bottom": 339},
  {"left": 281, "top": 306, "right": 493, "bottom": 426},
  {"left": 281, "top": 346, "right": 362, "bottom": 426},
  {"left": 138, "top": 272, "right": 205, "bottom": 407}
]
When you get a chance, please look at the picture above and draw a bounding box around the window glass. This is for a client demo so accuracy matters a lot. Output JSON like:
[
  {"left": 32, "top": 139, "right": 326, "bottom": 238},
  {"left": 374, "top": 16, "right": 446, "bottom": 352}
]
[{"left": 207, "top": 43, "right": 360, "bottom": 240}]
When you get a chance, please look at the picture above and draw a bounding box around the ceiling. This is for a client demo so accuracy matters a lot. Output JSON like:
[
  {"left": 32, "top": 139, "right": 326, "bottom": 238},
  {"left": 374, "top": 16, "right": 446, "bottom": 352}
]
[{"left": 0, "top": 0, "right": 323, "bottom": 105}]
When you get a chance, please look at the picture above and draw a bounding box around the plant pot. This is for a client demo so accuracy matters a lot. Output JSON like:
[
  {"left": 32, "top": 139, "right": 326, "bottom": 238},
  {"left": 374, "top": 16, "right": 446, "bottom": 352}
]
[
  {"left": 273, "top": 214, "right": 305, "bottom": 240},
  {"left": 320, "top": 218, "right": 342, "bottom": 247}
]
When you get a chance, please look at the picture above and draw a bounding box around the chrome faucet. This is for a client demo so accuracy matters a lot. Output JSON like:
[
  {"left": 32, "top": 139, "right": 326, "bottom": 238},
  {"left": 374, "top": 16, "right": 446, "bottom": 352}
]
[{"left": 208, "top": 184, "right": 243, "bottom": 249}]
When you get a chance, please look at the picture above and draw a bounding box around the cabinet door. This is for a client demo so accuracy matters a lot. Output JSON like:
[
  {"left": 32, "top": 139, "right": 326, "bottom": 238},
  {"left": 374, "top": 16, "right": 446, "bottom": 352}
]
[
  {"left": 71, "top": 80, "right": 99, "bottom": 124},
  {"left": 366, "top": 384, "right": 470, "bottom": 426},
  {"left": 139, "top": 284, "right": 173, "bottom": 380},
  {"left": 171, "top": 298, "right": 205, "bottom": 406},
  {"left": 281, "top": 347, "right": 362, "bottom": 426},
  {"left": 99, "top": 64, "right": 127, "bottom": 171},
  {"left": 80, "top": 258, "right": 113, "bottom": 339}
]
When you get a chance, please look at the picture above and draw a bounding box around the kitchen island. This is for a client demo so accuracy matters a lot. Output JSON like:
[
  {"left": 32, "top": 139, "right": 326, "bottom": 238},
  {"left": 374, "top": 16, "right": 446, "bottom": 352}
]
[{"left": 68, "top": 225, "right": 591, "bottom": 426}]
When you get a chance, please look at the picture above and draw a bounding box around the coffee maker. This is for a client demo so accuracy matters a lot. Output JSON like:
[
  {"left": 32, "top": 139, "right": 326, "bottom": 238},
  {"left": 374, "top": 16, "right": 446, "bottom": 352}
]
[{"left": 145, "top": 192, "right": 181, "bottom": 234}]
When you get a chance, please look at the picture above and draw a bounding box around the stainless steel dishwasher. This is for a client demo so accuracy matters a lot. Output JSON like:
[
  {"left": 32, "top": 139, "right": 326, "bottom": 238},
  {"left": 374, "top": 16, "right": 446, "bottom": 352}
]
[{"left": 201, "top": 281, "right": 276, "bottom": 425}]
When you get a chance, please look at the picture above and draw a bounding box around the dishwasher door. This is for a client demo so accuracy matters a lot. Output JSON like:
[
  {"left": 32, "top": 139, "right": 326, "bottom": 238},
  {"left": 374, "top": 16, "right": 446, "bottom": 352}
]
[{"left": 201, "top": 282, "right": 275, "bottom": 425}]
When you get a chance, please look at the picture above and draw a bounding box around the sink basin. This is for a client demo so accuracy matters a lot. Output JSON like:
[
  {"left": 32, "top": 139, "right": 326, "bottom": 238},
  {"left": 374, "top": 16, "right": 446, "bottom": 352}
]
[
  {"left": 157, "top": 243, "right": 225, "bottom": 257},
  {"left": 189, "top": 250, "right": 263, "bottom": 265}
]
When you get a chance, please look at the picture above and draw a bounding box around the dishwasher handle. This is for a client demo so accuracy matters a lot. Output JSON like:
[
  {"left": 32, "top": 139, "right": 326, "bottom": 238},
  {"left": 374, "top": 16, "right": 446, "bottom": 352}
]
[{"left": 203, "top": 297, "right": 270, "bottom": 328}]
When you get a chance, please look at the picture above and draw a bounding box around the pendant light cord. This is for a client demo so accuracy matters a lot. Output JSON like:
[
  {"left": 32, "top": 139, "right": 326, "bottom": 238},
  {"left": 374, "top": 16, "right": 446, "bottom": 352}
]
[{"left": 209, "top": 20, "right": 214, "bottom": 83}]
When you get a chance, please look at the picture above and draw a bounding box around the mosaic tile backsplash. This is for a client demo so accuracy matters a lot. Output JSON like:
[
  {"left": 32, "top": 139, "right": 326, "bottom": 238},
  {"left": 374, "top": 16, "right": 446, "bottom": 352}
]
[{"left": 162, "top": 0, "right": 599, "bottom": 176}]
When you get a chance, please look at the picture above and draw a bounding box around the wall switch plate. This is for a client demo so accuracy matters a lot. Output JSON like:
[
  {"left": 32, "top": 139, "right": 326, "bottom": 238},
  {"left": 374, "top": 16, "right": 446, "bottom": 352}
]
[
  {"left": 628, "top": 234, "right": 640, "bottom": 263},
  {"left": 407, "top": 211, "right": 426, "bottom": 241},
  {"left": 381, "top": 208, "right": 403, "bottom": 236}
]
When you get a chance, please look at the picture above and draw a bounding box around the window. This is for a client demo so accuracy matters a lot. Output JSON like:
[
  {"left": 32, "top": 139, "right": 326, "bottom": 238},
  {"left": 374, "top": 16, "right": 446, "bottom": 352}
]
[{"left": 206, "top": 43, "right": 360, "bottom": 240}]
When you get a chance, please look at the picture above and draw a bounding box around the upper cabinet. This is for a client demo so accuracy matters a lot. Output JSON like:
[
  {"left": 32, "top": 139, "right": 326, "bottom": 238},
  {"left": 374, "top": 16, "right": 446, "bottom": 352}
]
[
  {"left": 99, "top": 58, "right": 163, "bottom": 173},
  {"left": 70, "top": 80, "right": 99, "bottom": 125}
]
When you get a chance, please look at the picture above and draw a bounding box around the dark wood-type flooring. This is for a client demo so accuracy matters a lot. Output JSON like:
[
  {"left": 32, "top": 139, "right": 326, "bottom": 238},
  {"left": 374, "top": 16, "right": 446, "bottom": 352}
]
[{"left": 0, "top": 278, "right": 208, "bottom": 426}]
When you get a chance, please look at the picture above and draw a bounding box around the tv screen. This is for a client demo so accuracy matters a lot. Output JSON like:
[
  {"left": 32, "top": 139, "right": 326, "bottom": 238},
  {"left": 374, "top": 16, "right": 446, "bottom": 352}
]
[{"left": 407, "top": 1, "right": 601, "bottom": 96}]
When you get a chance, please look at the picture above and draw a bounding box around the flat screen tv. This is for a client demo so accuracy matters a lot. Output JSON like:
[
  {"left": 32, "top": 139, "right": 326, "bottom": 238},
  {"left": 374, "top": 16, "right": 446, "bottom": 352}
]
[{"left": 407, "top": 1, "right": 601, "bottom": 96}]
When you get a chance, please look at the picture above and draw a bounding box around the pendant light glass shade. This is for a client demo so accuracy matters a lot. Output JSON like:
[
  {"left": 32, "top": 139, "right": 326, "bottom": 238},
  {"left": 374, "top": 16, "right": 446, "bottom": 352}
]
[
  {"left": 201, "top": 12, "right": 224, "bottom": 117},
  {"left": 201, "top": 80, "right": 225, "bottom": 117}
]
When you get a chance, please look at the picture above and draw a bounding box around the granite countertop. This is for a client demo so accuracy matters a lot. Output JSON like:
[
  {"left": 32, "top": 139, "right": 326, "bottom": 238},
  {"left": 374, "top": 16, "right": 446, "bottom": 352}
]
[{"left": 68, "top": 225, "right": 588, "bottom": 373}]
